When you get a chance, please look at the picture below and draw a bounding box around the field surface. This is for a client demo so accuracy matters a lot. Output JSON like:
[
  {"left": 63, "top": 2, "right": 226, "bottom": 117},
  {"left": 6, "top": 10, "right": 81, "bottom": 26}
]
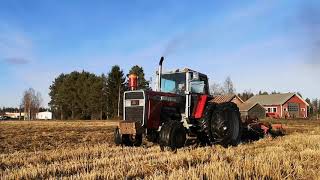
[{"left": 1, "top": 119, "right": 320, "bottom": 179}]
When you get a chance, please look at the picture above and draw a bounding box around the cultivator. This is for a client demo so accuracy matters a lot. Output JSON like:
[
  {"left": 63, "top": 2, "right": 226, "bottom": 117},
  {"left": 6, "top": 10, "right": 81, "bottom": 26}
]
[{"left": 241, "top": 119, "right": 285, "bottom": 141}]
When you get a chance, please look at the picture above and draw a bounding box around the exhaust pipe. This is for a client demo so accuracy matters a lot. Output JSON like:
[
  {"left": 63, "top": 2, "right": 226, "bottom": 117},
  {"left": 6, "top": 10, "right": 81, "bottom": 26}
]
[{"left": 158, "top": 56, "right": 164, "bottom": 91}]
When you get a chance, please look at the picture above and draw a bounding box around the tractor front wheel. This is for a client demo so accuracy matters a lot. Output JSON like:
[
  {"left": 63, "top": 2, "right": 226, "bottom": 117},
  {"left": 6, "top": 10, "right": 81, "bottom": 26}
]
[
  {"left": 114, "top": 127, "right": 122, "bottom": 145},
  {"left": 122, "top": 134, "right": 143, "bottom": 147},
  {"left": 114, "top": 127, "right": 143, "bottom": 147},
  {"left": 159, "top": 120, "right": 186, "bottom": 151}
]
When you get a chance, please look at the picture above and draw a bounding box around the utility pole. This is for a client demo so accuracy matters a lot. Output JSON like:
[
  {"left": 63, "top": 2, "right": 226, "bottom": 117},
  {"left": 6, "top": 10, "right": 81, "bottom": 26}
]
[{"left": 117, "top": 84, "right": 120, "bottom": 118}]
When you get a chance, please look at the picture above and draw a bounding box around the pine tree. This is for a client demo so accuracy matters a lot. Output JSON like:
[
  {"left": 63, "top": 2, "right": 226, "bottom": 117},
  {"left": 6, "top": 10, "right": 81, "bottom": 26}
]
[
  {"left": 312, "top": 99, "right": 318, "bottom": 116},
  {"left": 305, "top": 98, "right": 313, "bottom": 117},
  {"left": 49, "top": 73, "right": 67, "bottom": 120},
  {"left": 49, "top": 71, "right": 106, "bottom": 120},
  {"left": 318, "top": 99, "right": 320, "bottom": 114},
  {"left": 258, "top": 91, "right": 268, "bottom": 95},
  {"left": 106, "top": 65, "right": 126, "bottom": 119},
  {"left": 238, "top": 90, "right": 254, "bottom": 101}
]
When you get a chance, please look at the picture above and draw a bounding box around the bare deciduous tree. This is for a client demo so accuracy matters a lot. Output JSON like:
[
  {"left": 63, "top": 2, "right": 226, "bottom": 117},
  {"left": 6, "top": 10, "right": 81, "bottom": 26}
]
[
  {"left": 210, "top": 82, "right": 225, "bottom": 95},
  {"left": 223, "top": 76, "right": 235, "bottom": 94},
  {"left": 22, "top": 88, "right": 42, "bottom": 120},
  {"left": 210, "top": 76, "right": 236, "bottom": 96}
]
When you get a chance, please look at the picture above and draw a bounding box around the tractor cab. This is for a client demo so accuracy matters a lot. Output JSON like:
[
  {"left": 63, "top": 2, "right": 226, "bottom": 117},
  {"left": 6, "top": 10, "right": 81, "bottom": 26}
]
[
  {"left": 157, "top": 67, "right": 211, "bottom": 122},
  {"left": 160, "top": 69, "right": 209, "bottom": 95}
]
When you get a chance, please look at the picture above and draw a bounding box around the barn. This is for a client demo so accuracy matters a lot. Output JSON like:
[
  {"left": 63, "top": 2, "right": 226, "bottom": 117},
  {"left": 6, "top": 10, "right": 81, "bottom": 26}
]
[
  {"left": 238, "top": 102, "right": 266, "bottom": 121},
  {"left": 246, "top": 93, "right": 309, "bottom": 118},
  {"left": 211, "top": 94, "right": 266, "bottom": 121},
  {"left": 211, "top": 94, "right": 244, "bottom": 106}
]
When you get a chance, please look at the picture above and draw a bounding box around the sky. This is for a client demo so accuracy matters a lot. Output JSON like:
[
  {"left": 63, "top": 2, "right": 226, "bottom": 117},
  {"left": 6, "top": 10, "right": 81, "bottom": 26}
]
[{"left": 0, "top": 0, "right": 320, "bottom": 107}]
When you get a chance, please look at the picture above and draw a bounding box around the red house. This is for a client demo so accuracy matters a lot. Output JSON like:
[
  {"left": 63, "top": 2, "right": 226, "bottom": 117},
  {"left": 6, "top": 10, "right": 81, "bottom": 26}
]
[{"left": 246, "top": 93, "right": 309, "bottom": 118}]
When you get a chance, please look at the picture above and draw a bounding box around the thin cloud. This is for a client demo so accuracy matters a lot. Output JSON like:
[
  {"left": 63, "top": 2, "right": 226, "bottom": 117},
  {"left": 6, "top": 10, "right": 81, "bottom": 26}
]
[
  {"left": 3, "top": 57, "right": 30, "bottom": 65},
  {"left": 0, "top": 22, "right": 34, "bottom": 65}
]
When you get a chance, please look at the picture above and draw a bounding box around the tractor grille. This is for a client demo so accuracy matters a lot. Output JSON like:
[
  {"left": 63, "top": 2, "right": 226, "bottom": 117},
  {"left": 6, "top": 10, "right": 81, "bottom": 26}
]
[
  {"left": 125, "top": 106, "right": 144, "bottom": 124},
  {"left": 125, "top": 92, "right": 144, "bottom": 100},
  {"left": 124, "top": 91, "right": 145, "bottom": 125}
]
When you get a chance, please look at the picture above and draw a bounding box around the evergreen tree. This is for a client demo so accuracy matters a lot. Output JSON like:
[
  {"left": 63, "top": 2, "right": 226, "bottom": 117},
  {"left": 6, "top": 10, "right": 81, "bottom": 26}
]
[
  {"left": 318, "top": 99, "right": 320, "bottom": 114},
  {"left": 258, "top": 91, "right": 269, "bottom": 95},
  {"left": 127, "top": 65, "right": 149, "bottom": 90},
  {"left": 312, "top": 99, "right": 318, "bottom": 116},
  {"left": 106, "top": 65, "right": 126, "bottom": 119},
  {"left": 238, "top": 90, "right": 254, "bottom": 101},
  {"left": 49, "top": 73, "right": 67, "bottom": 120},
  {"left": 99, "top": 74, "right": 108, "bottom": 120},
  {"left": 305, "top": 98, "right": 313, "bottom": 117},
  {"left": 49, "top": 71, "right": 107, "bottom": 120}
]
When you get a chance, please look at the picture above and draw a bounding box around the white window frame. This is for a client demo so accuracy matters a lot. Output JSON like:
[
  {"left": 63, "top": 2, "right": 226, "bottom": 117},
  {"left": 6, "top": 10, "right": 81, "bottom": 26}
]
[
  {"left": 265, "top": 106, "right": 277, "bottom": 113},
  {"left": 273, "top": 107, "right": 277, "bottom": 113}
]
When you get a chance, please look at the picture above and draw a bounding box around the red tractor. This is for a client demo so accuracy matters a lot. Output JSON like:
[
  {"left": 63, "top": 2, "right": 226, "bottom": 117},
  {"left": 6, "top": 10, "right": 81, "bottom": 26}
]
[{"left": 114, "top": 57, "right": 241, "bottom": 150}]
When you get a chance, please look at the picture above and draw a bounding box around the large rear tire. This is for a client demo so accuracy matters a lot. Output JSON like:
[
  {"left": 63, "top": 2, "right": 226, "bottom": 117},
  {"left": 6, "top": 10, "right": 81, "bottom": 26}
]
[
  {"left": 199, "top": 102, "right": 241, "bottom": 147},
  {"left": 159, "top": 121, "right": 186, "bottom": 151},
  {"left": 211, "top": 102, "right": 241, "bottom": 146}
]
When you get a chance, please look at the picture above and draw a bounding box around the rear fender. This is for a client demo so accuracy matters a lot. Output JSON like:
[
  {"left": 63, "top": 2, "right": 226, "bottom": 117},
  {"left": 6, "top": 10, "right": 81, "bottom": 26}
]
[{"left": 194, "top": 95, "right": 208, "bottom": 119}]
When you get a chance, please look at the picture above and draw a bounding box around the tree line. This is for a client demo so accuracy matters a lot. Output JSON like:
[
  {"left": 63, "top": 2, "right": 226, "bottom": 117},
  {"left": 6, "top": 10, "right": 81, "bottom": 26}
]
[
  {"left": 48, "top": 65, "right": 149, "bottom": 120},
  {"left": 6, "top": 70, "right": 319, "bottom": 120}
]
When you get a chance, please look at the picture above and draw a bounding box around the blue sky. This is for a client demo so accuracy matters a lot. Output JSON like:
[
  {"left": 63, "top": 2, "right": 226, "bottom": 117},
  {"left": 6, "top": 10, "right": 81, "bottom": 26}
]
[{"left": 0, "top": 0, "right": 319, "bottom": 107}]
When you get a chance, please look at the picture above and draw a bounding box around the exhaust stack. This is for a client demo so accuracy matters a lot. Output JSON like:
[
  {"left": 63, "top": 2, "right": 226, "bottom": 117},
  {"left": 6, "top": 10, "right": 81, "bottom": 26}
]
[{"left": 158, "top": 56, "right": 164, "bottom": 91}]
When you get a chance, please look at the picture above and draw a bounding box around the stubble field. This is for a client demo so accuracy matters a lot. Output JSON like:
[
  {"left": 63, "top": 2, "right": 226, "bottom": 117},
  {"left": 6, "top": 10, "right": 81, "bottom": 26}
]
[{"left": 1, "top": 119, "right": 320, "bottom": 179}]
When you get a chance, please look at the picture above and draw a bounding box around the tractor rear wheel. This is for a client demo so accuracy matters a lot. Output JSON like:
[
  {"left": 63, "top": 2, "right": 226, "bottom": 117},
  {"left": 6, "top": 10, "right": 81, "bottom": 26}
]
[
  {"left": 210, "top": 102, "right": 241, "bottom": 146},
  {"left": 159, "top": 120, "right": 186, "bottom": 151},
  {"left": 199, "top": 102, "right": 241, "bottom": 147}
]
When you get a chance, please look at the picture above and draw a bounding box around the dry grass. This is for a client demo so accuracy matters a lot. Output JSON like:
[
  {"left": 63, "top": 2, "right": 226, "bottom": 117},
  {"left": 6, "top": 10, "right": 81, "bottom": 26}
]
[{"left": 1, "top": 119, "right": 320, "bottom": 179}]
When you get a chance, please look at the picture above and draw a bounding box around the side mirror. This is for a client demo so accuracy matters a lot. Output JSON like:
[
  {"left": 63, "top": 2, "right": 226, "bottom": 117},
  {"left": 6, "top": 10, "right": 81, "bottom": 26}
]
[{"left": 192, "top": 72, "right": 199, "bottom": 81}]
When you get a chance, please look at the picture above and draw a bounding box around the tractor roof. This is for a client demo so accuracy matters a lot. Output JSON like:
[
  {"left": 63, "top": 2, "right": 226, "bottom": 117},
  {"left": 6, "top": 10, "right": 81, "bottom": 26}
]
[{"left": 163, "top": 68, "right": 207, "bottom": 77}]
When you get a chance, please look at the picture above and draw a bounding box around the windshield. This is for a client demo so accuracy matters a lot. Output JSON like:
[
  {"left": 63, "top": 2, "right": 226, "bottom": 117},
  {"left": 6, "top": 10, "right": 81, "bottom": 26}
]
[{"left": 161, "top": 73, "right": 186, "bottom": 94}]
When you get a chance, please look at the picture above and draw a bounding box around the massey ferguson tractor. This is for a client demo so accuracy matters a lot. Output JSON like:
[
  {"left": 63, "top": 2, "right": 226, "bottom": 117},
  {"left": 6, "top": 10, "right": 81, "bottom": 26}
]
[{"left": 114, "top": 57, "right": 242, "bottom": 150}]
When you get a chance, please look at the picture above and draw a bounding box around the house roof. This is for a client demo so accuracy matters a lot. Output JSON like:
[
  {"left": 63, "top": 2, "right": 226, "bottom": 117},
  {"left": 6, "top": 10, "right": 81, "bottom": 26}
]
[
  {"left": 246, "top": 93, "right": 309, "bottom": 106},
  {"left": 238, "top": 102, "right": 263, "bottom": 112},
  {"left": 210, "top": 94, "right": 244, "bottom": 104}
]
